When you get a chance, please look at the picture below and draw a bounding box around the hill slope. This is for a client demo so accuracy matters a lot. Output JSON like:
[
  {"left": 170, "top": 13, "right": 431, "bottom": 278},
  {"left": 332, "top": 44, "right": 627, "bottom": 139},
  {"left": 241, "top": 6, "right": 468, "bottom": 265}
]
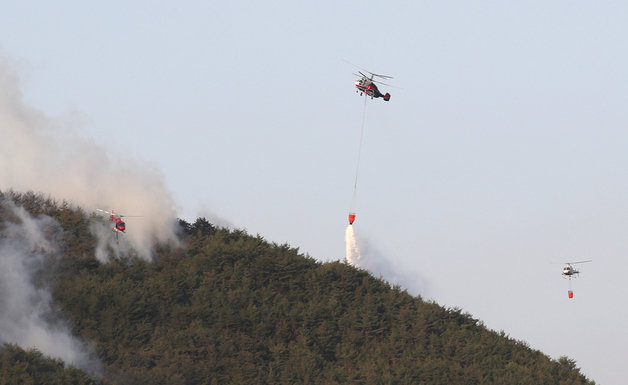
[{"left": 1, "top": 192, "right": 595, "bottom": 384}]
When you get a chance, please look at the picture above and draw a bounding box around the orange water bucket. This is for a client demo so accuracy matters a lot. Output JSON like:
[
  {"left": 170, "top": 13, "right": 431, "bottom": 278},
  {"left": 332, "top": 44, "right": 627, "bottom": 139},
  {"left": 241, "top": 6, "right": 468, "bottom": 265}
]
[
  {"left": 348, "top": 213, "right": 356, "bottom": 225},
  {"left": 568, "top": 290, "right": 573, "bottom": 299}
]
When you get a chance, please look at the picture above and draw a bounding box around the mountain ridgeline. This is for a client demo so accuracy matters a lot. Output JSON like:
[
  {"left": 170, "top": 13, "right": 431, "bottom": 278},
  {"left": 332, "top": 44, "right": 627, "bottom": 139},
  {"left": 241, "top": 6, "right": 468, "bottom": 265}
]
[{"left": 0, "top": 192, "right": 594, "bottom": 384}]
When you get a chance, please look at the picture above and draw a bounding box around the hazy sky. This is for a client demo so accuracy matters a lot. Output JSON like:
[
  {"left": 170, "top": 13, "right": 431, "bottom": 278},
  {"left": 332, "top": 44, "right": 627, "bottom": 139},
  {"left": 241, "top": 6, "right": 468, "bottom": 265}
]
[{"left": 2, "top": 2, "right": 628, "bottom": 383}]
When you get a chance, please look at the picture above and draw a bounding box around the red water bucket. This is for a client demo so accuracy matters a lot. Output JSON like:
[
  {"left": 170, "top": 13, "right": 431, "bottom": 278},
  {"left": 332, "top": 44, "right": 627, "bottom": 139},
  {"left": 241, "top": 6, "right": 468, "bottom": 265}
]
[
  {"left": 348, "top": 213, "right": 356, "bottom": 225},
  {"left": 568, "top": 290, "right": 573, "bottom": 299}
]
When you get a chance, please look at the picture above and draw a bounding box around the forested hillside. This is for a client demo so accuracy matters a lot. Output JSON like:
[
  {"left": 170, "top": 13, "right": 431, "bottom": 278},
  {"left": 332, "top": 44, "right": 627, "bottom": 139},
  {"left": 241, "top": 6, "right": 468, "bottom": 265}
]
[
  {"left": 0, "top": 192, "right": 595, "bottom": 384},
  {"left": 0, "top": 344, "right": 103, "bottom": 385}
]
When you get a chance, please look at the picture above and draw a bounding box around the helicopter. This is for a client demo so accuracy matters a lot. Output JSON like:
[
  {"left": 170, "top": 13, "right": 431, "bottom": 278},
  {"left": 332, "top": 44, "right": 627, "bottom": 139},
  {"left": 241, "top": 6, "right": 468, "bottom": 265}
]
[
  {"left": 560, "top": 260, "right": 592, "bottom": 298},
  {"left": 97, "top": 209, "right": 142, "bottom": 243},
  {"left": 561, "top": 260, "right": 592, "bottom": 279},
  {"left": 354, "top": 70, "right": 392, "bottom": 101}
]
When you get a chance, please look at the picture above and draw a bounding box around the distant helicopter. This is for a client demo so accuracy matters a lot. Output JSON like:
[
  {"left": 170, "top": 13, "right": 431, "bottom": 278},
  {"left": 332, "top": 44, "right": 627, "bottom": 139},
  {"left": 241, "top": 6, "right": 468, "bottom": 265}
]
[
  {"left": 97, "top": 209, "right": 142, "bottom": 243},
  {"left": 354, "top": 70, "right": 392, "bottom": 101},
  {"left": 562, "top": 260, "right": 592, "bottom": 279},
  {"left": 560, "top": 260, "right": 592, "bottom": 298}
]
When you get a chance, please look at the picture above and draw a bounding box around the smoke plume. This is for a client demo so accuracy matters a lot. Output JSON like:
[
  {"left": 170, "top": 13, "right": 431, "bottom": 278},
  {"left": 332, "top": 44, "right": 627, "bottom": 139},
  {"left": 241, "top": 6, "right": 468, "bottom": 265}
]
[
  {"left": 345, "top": 225, "right": 427, "bottom": 296},
  {"left": 0, "top": 53, "right": 179, "bottom": 260},
  {"left": 0, "top": 200, "right": 102, "bottom": 374}
]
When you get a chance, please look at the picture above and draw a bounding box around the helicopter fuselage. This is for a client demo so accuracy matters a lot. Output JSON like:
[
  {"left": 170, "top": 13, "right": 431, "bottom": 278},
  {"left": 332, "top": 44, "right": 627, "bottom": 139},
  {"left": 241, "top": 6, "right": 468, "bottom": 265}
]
[
  {"left": 113, "top": 218, "right": 126, "bottom": 233},
  {"left": 562, "top": 265, "right": 580, "bottom": 278},
  {"left": 355, "top": 78, "right": 390, "bottom": 101}
]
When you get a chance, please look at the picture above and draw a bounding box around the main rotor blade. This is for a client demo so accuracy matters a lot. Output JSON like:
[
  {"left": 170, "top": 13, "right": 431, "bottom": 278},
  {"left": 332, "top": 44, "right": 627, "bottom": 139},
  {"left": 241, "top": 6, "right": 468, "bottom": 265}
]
[
  {"left": 372, "top": 79, "right": 395, "bottom": 87},
  {"left": 343, "top": 59, "right": 369, "bottom": 73},
  {"left": 343, "top": 59, "right": 393, "bottom": 80}
]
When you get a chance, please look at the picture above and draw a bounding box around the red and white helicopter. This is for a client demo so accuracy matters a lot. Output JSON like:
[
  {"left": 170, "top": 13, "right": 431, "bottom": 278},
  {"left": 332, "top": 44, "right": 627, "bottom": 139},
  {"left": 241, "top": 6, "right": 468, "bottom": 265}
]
[
  {"left": 354, "top": 70, "right": 392, "bottom": 101},
  {"left": 97, "top": 209, "right": 142, "bottom": 243}
]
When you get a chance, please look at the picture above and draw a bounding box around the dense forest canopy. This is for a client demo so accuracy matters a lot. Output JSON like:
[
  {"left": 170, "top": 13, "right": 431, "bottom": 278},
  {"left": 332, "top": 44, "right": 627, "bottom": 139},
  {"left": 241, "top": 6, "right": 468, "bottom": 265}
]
[{"left": 0, "top": 191, "right": 595, "bottom": 384}]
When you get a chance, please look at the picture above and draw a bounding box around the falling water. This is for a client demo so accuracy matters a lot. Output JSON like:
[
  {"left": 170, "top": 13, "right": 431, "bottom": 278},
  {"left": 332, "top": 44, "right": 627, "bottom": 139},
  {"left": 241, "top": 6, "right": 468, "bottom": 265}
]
[{"left": 345, "top": 225, "right": 361, "bottom": 267}]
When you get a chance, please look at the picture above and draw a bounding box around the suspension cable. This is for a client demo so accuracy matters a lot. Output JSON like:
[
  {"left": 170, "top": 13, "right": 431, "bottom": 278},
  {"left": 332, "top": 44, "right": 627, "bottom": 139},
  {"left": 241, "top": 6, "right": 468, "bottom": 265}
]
[{"left": 350, "top": 95, "right": 368, "bottom": 213}]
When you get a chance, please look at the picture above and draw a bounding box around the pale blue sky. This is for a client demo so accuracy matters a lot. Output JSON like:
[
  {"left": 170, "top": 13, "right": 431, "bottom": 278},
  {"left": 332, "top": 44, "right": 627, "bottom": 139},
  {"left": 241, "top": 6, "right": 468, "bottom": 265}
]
[{"left": 2, "top": 1, "right": 628, "bottom": 383}]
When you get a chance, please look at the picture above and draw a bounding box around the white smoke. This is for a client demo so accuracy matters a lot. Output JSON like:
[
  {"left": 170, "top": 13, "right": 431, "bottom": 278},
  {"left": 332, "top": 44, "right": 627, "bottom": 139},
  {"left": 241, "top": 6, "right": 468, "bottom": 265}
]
[
  {"left": 0, "top": 53, "right": 179, "bottom": 260},
  {"left": 0, "top": 200, "right": 102, "bottom": 374},
  {"left": 345, "top": 224, "right": 427, "bottom": 296}
]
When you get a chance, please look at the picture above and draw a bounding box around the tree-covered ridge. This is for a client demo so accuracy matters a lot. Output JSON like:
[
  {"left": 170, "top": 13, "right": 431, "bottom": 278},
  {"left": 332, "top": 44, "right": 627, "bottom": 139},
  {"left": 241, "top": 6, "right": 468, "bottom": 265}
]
[
  {"left": 0, "top": 344, "right": 103, "bottom": 385},
  {"left": 1, "top": 192, "right": 595, "bottom": 384}
]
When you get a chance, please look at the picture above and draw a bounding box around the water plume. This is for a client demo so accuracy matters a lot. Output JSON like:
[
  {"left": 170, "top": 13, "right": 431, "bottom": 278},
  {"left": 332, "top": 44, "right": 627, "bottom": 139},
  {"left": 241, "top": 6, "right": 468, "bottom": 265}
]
[
  {"left": 345, "top": 224, "right": 427, "bottom": 296},
  {"left": 345, "top": 225, "right": 361, "bottom": 267}
]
